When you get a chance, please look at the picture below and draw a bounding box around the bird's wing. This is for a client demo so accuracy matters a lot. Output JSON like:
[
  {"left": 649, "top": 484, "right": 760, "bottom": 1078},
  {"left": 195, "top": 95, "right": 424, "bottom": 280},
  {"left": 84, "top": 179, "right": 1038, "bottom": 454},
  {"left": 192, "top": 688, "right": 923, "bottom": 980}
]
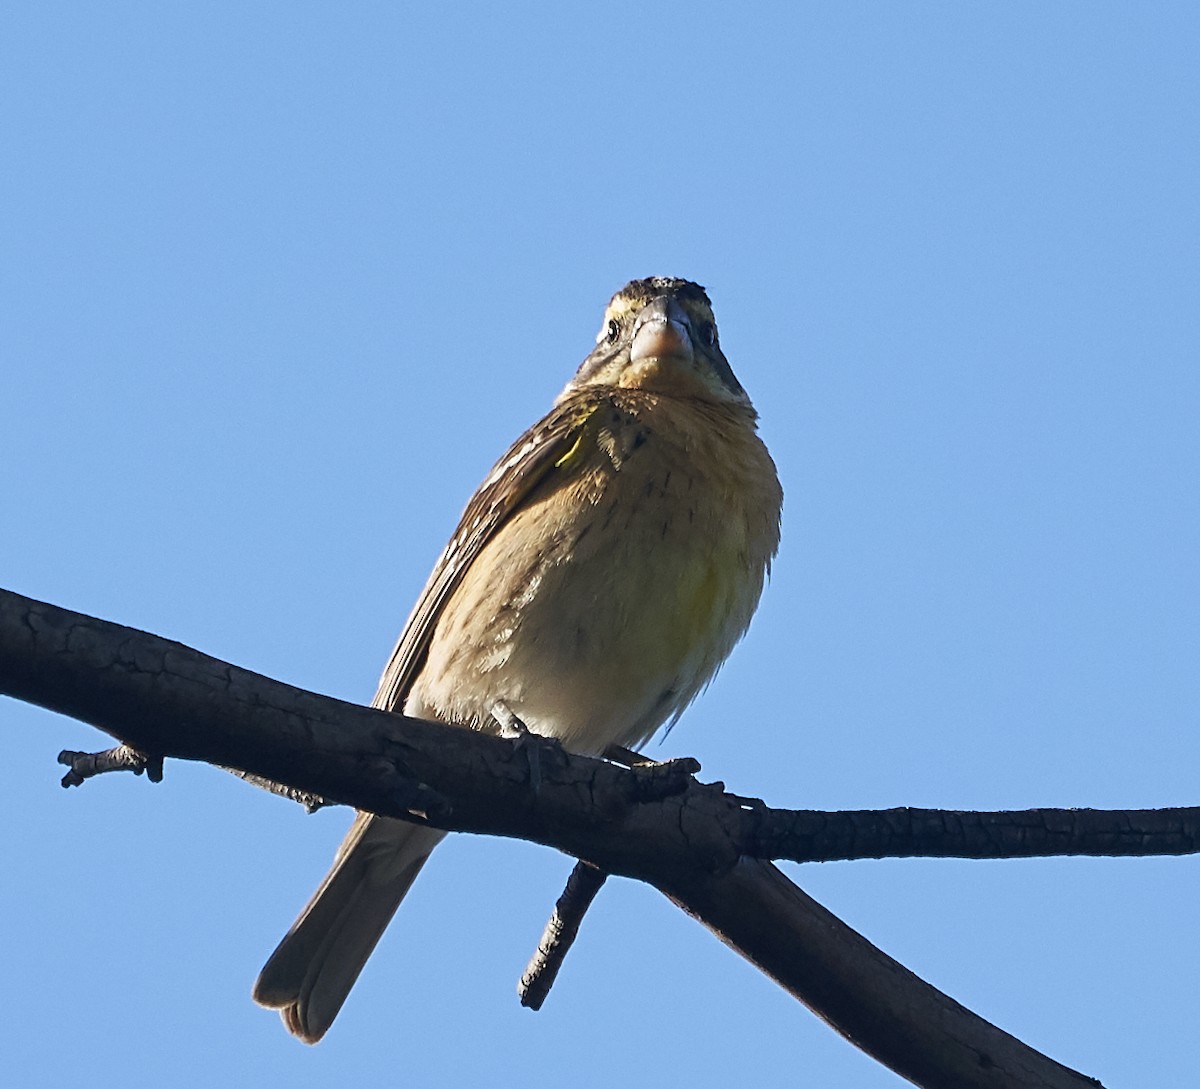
[{"left": 371, "top": 392, "right": 606, "bottom": 713}]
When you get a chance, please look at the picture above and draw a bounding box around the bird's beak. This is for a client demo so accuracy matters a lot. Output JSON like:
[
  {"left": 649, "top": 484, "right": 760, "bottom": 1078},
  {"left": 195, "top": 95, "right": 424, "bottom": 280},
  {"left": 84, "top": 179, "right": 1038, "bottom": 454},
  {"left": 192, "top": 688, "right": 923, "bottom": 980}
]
[{"left": 629, "top": 296, "right": 695, "bottom": 364}]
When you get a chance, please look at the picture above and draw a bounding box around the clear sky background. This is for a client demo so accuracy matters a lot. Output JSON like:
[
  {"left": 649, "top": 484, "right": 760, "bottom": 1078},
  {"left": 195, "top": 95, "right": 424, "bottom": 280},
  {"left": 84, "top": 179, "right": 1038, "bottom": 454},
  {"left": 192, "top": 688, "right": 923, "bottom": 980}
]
[{"left": 3, "top": 4, "right": 1197, "bottom": 1087}]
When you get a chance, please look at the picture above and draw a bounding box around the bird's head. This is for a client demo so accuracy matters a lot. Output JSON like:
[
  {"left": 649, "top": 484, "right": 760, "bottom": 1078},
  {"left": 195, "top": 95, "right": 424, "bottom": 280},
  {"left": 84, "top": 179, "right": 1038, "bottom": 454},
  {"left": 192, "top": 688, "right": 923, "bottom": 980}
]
[{"left": 562, "top": 277, "right": 750, "bottom": 407}]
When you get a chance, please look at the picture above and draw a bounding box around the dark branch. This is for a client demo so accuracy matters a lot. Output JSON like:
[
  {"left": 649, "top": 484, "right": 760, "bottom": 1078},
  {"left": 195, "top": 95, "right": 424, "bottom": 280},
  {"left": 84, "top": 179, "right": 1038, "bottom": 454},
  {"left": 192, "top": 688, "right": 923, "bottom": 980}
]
[
  {"left": 754, "top": 804, "right": 1200, "bottom": 862},
  {"left": 58, "top": 742, "right": 162, "bottom": 786},
  {"left": 661, "top": 859, "right": 1103, "bottom": 1089},
  {"left": 0, "top": 586, "right": 1126, "bottom": 1088},
  {"left": 518, "top": 861, "right": 609, "bottom": 1010}
]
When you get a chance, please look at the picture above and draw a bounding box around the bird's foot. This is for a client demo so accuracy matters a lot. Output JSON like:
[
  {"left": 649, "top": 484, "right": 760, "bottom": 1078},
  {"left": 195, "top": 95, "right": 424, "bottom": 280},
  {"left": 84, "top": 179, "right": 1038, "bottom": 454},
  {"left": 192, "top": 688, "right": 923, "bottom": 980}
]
[
  {"left": 602, "top": 744, "right": 702, "bottom": 802},
  {"left": 493, "top": 700, "right": 543, "bottom": 793},
  {"left": 603, "top": 743, "right": 701, "bottom": 777}
]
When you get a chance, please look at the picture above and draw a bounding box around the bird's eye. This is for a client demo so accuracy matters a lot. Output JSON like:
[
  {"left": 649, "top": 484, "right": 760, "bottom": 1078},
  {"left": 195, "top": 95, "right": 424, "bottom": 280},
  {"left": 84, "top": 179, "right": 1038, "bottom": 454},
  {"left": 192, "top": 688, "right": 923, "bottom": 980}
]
[
  {"left": 605, "top": 319, "right": 620, "bottom": 344},
  {"left": 700, "top": 322, "right": 718, "bottom": 348}
]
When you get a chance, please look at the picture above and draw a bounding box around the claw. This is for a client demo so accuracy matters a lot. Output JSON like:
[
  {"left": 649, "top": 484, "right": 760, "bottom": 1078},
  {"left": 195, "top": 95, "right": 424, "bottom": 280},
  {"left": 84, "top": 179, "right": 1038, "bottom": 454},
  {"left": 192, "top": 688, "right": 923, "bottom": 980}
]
[
  {"left": 492, "top": 700, "right": 542, "bottom": 793},
  {"left": 603, "top": 744, "right": 701, "bottom": 777}
]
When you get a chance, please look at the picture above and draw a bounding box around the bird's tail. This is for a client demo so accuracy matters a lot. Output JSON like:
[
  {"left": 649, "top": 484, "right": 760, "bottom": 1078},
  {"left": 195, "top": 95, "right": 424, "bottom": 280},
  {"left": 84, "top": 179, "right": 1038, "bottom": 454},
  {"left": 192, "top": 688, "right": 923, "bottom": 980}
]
[{"left": 253, "top": 812, "right": 446, "bottom": 1043}]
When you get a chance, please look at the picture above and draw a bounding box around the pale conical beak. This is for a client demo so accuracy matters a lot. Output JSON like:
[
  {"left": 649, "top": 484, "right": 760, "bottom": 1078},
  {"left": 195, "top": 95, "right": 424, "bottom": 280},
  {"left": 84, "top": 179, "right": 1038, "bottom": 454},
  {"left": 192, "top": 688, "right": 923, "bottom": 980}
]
[{"left": 629, "top": 296, "right": 695, "bottom": 364}]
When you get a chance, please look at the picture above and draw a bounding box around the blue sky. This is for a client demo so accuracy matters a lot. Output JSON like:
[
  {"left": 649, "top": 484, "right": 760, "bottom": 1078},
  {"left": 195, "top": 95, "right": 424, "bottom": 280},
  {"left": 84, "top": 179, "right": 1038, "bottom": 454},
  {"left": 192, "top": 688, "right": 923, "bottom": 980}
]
[{"left": 3, "top": 4, "right": 1198, "bottom": 1087}]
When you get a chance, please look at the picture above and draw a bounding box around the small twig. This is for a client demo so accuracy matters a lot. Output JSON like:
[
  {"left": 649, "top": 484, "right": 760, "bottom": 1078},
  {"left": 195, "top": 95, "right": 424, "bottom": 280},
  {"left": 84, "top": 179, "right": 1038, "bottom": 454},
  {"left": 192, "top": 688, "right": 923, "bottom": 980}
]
[
  {"left": 58, "top": 744, "right": 163, "bottom": 787},
  {"left": 518, "top": 860, "right": 609, "bottom": 1010},
  {"left": 56, "top": 743, "right": 333, "bottom": 812},
  {"left": 515, "top": 746, "right": 709, "bottom": 1014}
]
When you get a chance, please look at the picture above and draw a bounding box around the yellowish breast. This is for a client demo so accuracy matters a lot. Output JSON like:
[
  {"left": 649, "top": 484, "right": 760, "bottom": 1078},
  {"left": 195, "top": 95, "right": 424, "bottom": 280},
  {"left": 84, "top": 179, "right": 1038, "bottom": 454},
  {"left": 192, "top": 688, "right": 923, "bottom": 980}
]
[{"left": 412, "top": 389, "right": 782, "bottom": 753}]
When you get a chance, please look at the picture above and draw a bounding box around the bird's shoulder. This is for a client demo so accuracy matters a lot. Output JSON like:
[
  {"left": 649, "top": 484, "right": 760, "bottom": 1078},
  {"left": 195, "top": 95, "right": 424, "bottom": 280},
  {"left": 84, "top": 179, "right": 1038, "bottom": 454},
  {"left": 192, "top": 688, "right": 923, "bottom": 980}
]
[{"left": 371, "top": 390, "right": 618, "bottom": 711}]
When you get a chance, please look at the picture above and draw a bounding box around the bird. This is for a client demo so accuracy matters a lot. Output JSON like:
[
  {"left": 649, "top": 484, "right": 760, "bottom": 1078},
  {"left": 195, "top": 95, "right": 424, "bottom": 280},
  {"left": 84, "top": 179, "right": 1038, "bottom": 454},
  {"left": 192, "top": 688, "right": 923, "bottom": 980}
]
[{"left": 252, "top": 276, "right": 783, "bottom": 1043}]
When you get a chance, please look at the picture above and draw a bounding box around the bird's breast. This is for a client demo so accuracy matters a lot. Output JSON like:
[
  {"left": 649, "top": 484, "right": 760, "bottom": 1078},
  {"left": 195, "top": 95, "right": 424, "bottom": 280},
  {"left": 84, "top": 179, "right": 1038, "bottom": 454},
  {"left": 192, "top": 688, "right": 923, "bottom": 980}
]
[{"left": 411, "top": 392, "right": 781, "bottom": 754}]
